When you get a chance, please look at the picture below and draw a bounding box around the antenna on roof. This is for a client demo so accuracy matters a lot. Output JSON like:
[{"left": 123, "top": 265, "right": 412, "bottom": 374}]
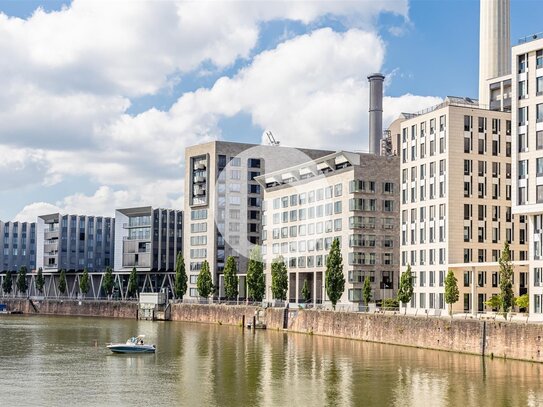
[{"left": 264, "top": 130, "right": 280, "bottom": 146}]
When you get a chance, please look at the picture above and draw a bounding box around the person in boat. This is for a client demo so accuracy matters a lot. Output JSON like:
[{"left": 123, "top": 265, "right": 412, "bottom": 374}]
[{"left": 139, "top": 339, "right": 144, "bottom": 345}]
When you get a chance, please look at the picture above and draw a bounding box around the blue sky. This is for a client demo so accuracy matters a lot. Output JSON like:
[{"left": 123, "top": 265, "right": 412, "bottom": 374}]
[{"left": 0, "top": 0, "right": 542, "bottom": 221}]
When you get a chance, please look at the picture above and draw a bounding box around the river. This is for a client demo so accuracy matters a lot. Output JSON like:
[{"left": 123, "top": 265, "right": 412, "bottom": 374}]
[{"left": 1, "top": 315, "right": 543, "bottom": 406}]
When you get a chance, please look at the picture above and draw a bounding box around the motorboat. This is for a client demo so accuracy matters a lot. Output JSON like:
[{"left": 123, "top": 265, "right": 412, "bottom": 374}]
[{"left": 106, "top": 335, "right": 156, "bottom": 354}]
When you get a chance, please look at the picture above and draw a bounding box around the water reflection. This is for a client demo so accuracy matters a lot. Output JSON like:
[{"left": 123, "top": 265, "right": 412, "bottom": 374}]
[{"left": 1, "top": 315, "right": 543, "bottom": 407}]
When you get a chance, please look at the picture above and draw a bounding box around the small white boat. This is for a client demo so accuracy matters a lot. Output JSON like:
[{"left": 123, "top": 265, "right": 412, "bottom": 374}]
[{"left": 107, "top": 335, "right": 156, "bottom": 354}]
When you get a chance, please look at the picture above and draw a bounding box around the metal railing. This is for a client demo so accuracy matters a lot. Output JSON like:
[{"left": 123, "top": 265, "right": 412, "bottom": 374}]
[{"left": 518, "top": 32, "right": 543, "bottom": 44}]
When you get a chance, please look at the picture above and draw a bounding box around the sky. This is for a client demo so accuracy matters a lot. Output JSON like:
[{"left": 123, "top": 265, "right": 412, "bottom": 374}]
[{"left": 1, "top": 0, "right": 542, "bottom": 222}]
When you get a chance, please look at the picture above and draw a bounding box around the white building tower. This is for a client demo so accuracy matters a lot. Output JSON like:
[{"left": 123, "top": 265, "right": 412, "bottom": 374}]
[{"left": 479, "top": 0, "right": 511, "bottom": 106}]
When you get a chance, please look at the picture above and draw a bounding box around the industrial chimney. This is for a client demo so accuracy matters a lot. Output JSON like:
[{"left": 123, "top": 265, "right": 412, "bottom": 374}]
[
  {"left": 368, "top": 73, "right": 385, "bottom": 155},
  {"left": 479, "top": 0, "right": 510, "bottom": 105}
]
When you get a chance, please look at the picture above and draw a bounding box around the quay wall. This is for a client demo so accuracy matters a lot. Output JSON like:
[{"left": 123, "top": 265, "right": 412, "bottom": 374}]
[
  {"left": 3, "top": 299, "right": 543, "bottom": 363},
  {"left": 3, "top": 298, "right": 137, "bottom": 319}
]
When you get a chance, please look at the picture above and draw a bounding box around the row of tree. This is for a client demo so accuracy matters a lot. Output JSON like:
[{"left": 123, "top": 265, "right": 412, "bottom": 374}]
[
  {"left": 1, "top": 266, "right": 126, "bottom": 298},
  {"left": 171, "top": 238, "right": 348, "bottom": 307}
]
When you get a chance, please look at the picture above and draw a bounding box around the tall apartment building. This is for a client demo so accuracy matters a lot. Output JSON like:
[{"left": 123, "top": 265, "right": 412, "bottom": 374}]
[
  {"left": 184, "top": 141, "right": 331, "bottom": 299},
  {"left": 36, "top": 213, "right": 115, "bottom": 273},
  {"left": 256, "top": 151, "right": 400, "bottom": 305},
  {"left": 114, "top": 206, "right": 182, "bottom": 268},
  {"left": 395, "top": 97, "right": 528, "bottom": 314},
  {"left": 0, "top": 221, "right": 37, "bottom": 272},
  {"left": 511, "top": 35, "right": 543, "bottom": 316}
]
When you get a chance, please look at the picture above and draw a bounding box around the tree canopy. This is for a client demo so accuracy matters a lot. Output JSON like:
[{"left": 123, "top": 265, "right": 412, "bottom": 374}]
[
  {"left": 223, "top": 256, "right": 239, "bottom": 300},
  {"left": 197, "top": 260, "right": 213, "bottom": 299},
  {"left": 246, "top": 247, "right": 265, "bottom": 302},
  {"left": 397, "top": 265, "right": 414, "bottom": 307},
  {"left": 271, "top": 256, "right": 288, "bottom": 301},
  {"left": 325, "top": 238, "right": 345, "bottom": 309},
  {"left": 499, "top": 242, "right": 514, "bottom": 313},
  {"left": 444, "top": 270, "right": 459, "bottom": 316},
  {"left": 174, "top": 252, "right": 188, "bottom": 300}
]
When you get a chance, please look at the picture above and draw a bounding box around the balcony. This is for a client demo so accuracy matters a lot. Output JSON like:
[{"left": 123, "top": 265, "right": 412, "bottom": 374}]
[{"left": 194, "top": 176, "right": 206, "bottom": 183}]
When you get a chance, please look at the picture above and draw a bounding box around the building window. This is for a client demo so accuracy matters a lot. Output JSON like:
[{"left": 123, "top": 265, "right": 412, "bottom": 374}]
[
  {"left": 518, "top": 160, "right": 528, "bottom": 179},
  {"left": 538, "top": 104, "right": 543, "bottom": 123},
  {"left": 518, "top": 107, "right": 528, "bottom": 126},
  {"left": 537, "top": 76, "right": 543, "bottom": 96},
  {"left": 518, "top": 80, "right": 527, "bottom": 99},
  {"left": 538, "top": 186, "right": 543, "bottom": 204},
  {"left": 518, "top": 54, "right": 526, "bottom": 73}
]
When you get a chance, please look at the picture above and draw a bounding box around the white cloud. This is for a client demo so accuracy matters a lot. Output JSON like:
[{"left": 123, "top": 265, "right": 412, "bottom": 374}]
[
  {"left": 1, "top": 0, "right": 440, "bottom": 220},
  {"left": 14, "top": 202, "right": 61, "bottom": 222}
]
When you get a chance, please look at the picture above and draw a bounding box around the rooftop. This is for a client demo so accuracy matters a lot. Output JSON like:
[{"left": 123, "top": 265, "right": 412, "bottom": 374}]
[{"left": 517, "top": 32, "right": 543, "bottom": 45}]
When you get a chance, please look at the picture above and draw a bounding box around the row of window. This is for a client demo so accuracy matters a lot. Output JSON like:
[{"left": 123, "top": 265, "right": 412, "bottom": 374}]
[
  {"left": 401, "top": 115, "right": 446, "bottom": 143},
  {"left": 268, "top": 220, "right": 343, "bottom": 240},
  {"left": 401, "top": 248, "right": 446, "bottom": 266},
  {"left": 402, "top": 134, "right": 446, "bottom": 163},
  {"left": 271, "top": 185, "right": 343, "bottom": 210},
  {"left": 517, "top": 77, "right": 543, "bottom": 99},
  {"left": 269, "top": 202, "right": 343, "bottom": 224},
  {"left": 517, "top": 50, "right": 543, "bottom": 73},
  {"left": 518, "top": 184, "right": 543, "bottom": 205},
  {"left": 518, "top": 105, "right": 543, "bottom": 125}
]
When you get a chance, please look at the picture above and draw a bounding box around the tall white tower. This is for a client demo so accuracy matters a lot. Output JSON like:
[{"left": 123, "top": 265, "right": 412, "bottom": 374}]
[{"left": 479, "top": 0, "right": 511, "bottom": 106}]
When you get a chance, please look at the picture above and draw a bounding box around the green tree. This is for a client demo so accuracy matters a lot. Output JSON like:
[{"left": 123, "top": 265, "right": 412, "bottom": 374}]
[
  {"left": 499, "top": 242, "right": 515, "bottom": 313},
  {"left": 79, "top": 268, "right": 90, "bottom": 297},
  {"left": 325, "top": 238, "right": 345, "bottom": 310},
  {"left": 102, "top": 267, "right": 114, "bottom": 299},
  {"left": 444, "top": 270, "right": 460, "bottom": 316},
  {"left": 362, "top": 276, "right": 372, "bottom": 307},
  {"left": 398, "top": 265, "right": 414, "bottom": 313},
  {"left": 35, "top": 267, "right": 45, "bottom": 295},
  {"left": 174, "top": 252, "right": 187, "bottom": 301},
  {"left": 246, "top": 246, "right": 265, "bottom": 302},
  {"left": 2, "top": 271, "right": 13, "bottom": 295},
  {"left": 271, "top": 256, "right": 288, "bottom": 301},
  {"left": 301, "top": 279, "right": 311, "bottom": 304},
  {"left": 197, "top": 260, "right": 213, "bottom": 299},
  {"left": 485, "top": 295, "right": 502, "bottom": 310},
  {"left": 16, "top": 266, "right": 28, "bottom": 296},
  {"left": 223, "top": 256, "right": 239, "bottom": 301},
  {"left": 383, "top": 298, "right": 399, "bottom": 309},
  {"left": 127, "top": 267, "right": 138, "bottom": 298},
  {"left": 58, "top": 269, "right": 67, "bottom": 296},
  {"left": 515, "top": 294, "right": 529, "bottom": 312}
]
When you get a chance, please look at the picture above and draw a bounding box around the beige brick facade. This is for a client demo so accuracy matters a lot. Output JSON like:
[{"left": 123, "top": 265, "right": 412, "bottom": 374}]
[{"left": 397, "top": 99, "right": 528, "bottom": 314}]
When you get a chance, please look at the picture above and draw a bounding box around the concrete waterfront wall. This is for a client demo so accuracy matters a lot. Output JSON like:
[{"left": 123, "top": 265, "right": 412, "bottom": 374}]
[{"left": 3, "top": 299, "right": 543, "bottom": 363}]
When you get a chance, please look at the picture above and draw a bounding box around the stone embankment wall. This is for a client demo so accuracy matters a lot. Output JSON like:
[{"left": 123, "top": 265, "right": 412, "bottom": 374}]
[
  {"left": 170, "top": 303, "right": 258, "bottom": 326},
  {"left": 2, "top": 298, "right": 137, "bottom": 319},
  {"left": 279, "top": 308, "right": 543, "bottom": 363},
  {"left": 3, "top": 299, "right": 543, "bottom": 363}
]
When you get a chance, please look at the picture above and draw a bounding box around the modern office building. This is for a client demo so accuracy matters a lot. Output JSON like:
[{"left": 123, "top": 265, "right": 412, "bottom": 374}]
[
  {"left": 0, "top": 221, "right": 37, "bottom": 272},
  {"left": 256, "top": 151, "right": 400, "bottom": 305},
  {"left": 511, "top": 35, "right": 543, "bottom": 316},
  {"left": 395, "top": 97, "right": 528, "bottom": 314},
  {"left": 113, "top": 207, "right": 183, "bottom": 296},
  {"left": 36, "top": 213, "right": 115, "bottom": 273},
  {"left": 184, "top": 141, "right": 332, "bottom": 299},
  {"left": 114, "top": 207, "right": 183, "bottom": 272}
]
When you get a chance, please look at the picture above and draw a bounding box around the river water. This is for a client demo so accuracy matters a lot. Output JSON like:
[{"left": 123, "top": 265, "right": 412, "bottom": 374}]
[{"left": 1, "top": 315, "right": 543, "bottom": 407}]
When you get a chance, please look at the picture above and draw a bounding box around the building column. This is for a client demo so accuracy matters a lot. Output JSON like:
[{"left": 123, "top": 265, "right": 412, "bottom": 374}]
[{"left": 471, "top": 267, "right": 477, "bottom": 316}]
